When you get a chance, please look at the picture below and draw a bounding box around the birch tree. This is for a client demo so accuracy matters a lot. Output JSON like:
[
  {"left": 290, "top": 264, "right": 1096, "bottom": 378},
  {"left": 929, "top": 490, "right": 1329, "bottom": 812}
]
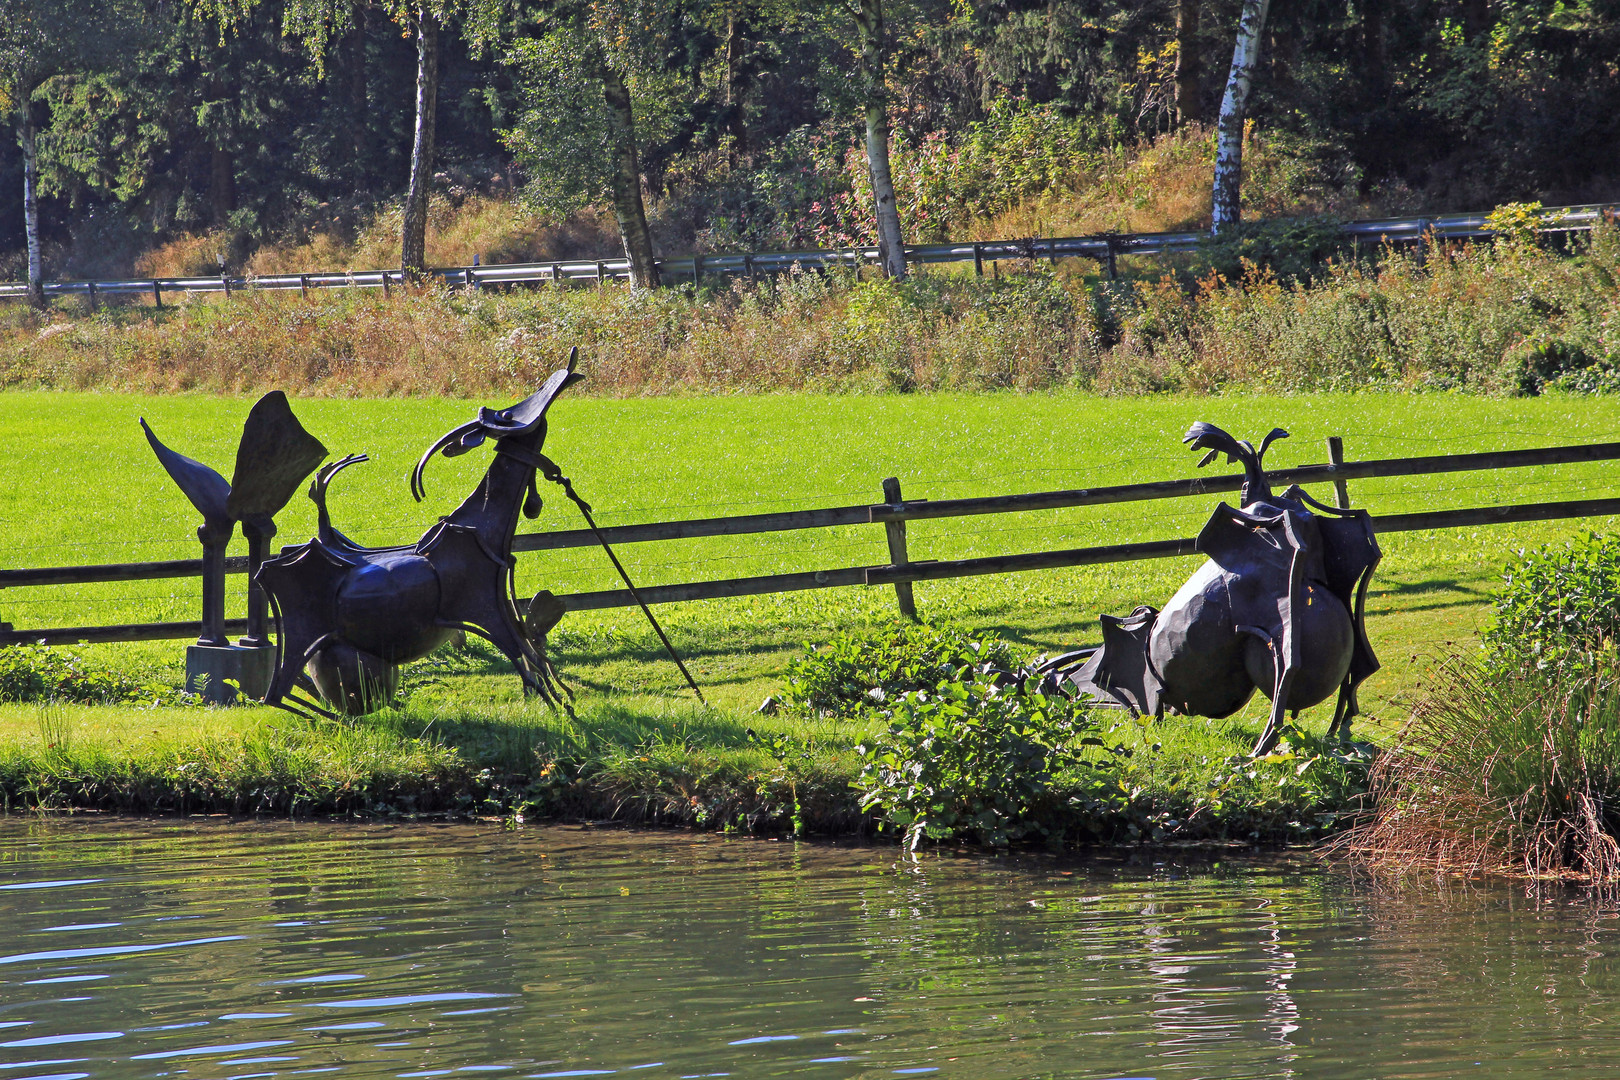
[
  {"left": 851, "top": 0, "right": 905, "bottom": 279},
  {"left": 1209, "top": 0, "right": 1270, "bottom": 234},
  {"left": 0, "top": 0, "right": 140, "bottom": 307},
  {"left": 196, "top": 0, "right": 446, "bottom": 276}
]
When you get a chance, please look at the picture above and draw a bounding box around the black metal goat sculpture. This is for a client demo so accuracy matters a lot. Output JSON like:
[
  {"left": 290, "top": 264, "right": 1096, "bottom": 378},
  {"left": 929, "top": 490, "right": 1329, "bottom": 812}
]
[
  {"left": 255, "top": 356, "right": 588, "bottom": 716},
  {"left": 1038, "top": 422, "right": 1381, "bottom": 755}
]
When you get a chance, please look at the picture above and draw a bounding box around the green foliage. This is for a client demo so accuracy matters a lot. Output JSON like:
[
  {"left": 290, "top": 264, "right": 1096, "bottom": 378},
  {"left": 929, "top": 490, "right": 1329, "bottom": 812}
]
[
  {"left": 780, "top": 622, "right": 1022, "bottom": 719},
  {"left": 1485, "top": 201, "right": 1550, "bottom": 247},
  {"left": 854, "top": 674, "right": 1123, "bottom": 848},
  {"left": 1484, "top": 533, "right": 1620, "bottom": 680},
  {"left": 0, "top": 644, "right": 194, "bottom": 706},
  {"left": 1191, "top": 725, "right": 1375, "bottom": 835},
  {"left": 1193, "top": 216, "right": 1349, "bottom": 285}
]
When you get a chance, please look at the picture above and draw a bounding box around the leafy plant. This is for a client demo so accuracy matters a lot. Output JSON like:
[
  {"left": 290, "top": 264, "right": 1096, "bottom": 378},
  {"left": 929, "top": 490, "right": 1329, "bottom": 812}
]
[
  {"left": 1483, "top": 533, "right": 1620, "bottom": 681},
  {"left": 780, "top": 622, "right": 1023, "bottom": 719},
  {"left": 854, "top": 673, "right": 1123, "bottom": 849},
  {"left": 0, "top": 644, "right": 195, "bottom": 706}
]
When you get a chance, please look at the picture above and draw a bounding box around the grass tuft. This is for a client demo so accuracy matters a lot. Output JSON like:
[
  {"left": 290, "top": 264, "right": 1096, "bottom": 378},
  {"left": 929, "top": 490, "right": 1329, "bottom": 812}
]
[{"left": 1341, "top": 660, "right": 1620, "bottom": 883}]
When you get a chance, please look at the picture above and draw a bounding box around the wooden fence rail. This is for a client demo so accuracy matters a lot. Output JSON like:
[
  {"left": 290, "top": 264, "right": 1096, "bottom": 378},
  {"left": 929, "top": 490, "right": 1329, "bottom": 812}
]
[
  {"left": 3, "top": 204, "right": 1614, "bottom": 303},
  {"left": 2, "top": 438, "right": 1619, "bottom": 648}
]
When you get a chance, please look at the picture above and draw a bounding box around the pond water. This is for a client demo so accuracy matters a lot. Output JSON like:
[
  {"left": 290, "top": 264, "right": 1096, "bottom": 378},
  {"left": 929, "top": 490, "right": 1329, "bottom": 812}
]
[{"left": 1, "top": 821, "right": 1618, "bottom": 1080}]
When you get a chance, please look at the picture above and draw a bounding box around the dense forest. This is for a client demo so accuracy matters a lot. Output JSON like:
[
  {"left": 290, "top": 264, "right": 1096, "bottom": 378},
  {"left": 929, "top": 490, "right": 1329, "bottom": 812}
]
[{"left": 3, "top": 0, "right": 1619, "bottom": 292}]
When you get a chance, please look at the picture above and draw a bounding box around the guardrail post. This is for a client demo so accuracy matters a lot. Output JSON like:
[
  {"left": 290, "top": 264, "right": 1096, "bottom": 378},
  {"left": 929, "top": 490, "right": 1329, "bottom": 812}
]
[
  {"left": 299, "top": 274, "right": 310, "bottom": 300},
  {"left": 881, "top": 476, "right": 918, "bottom": 620},
  {"left": 152, "top": 280, "right": 163, "bottom": 309},
  {"left": 693, "top": 253, "right": 703, "bottom": 286},
  {"left": 1327, "top": 435, "right": 1351, "bottom": 508},
  {"left": 86, "top": 282, "right": 98, "bottom": 313},
  {"left": 973, "top": 244, "right": 984, "bottom": 277},
  {"left": 1104, "top": 237, "right": 1118, "bottom": 280},
  {"left": 596, "top": 261, "right": 606, "bottom": 288},
  {"left": 745, "top": 254, "right": 756, "bottom": 281},
  {"left": 551, "top": 262, "right": 562, "bottom": 286}
]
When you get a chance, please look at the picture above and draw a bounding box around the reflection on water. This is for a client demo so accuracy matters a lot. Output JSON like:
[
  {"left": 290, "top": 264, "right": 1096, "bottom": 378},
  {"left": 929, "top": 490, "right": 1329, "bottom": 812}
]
[{"left": 1, "top": 821, "right": 1619, "bottom": 1079}]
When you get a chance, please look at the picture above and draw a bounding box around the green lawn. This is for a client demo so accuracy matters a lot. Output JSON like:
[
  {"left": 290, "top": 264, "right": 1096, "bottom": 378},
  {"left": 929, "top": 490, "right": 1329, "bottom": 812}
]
[{"left": 1, "top": 389, "right": 1618, "bottom": 825}]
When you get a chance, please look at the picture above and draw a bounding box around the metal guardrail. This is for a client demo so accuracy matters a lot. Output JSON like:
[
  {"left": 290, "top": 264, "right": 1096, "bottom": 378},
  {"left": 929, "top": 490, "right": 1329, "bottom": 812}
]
[
  {"left": 3, "top": 204, "right": 1614, "bottom": 302},
  {"left": 2, "top": 438, "right": 1619, "bottom": 646}
]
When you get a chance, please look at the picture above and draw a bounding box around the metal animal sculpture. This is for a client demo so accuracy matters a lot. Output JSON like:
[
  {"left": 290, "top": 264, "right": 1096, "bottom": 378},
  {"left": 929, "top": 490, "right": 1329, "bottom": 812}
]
[
  {"left": 255, "top": 357, "right": 593, "bottom": 717},
  {"left": 1038, "top": 423, "right": 1381, "bottom": 755}
]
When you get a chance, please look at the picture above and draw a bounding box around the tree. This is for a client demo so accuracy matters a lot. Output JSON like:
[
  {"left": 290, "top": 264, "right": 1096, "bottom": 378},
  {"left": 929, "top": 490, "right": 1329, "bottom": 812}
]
[
  {"left": 0, "top": 0, "right": 141, "bottom": 307},
  {"left": 1210, "top": 0, "right": 1270, "bottom": 234},
  {"left": 195, "top": 0, "right": 448, "bottom": 276},
  {"left": 1176, "top": 0, "right": 1201, "bottom": 124},
  {"left": 850, "top": 0, "right": 905, "bottom": 278},
  {"left": 498, "top": 0, "right": 695, "bottom": 288}
]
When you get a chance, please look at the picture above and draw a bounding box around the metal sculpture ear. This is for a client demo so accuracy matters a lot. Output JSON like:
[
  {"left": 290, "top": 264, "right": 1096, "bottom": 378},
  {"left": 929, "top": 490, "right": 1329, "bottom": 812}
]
[
  {"left": 411, "top": 347, "right": 584, "bottom": 502},
  {"left": 226, "top": 391, "right": 330, "bottom": 520},
  {"left": 140, "top": 418, "right": 232, "bottom": 530}
]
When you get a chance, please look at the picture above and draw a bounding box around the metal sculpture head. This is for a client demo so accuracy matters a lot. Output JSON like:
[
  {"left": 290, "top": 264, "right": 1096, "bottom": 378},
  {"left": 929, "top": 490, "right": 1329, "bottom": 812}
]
[
  {"left": 1185, "top": 421, "right": 1289, "bottom": 504},
  {"left": 410, "top": 347, "right": 584, "bottom": 513},
  {"left": 1038, "top": 420, "right": 1381, "bottom": 756}
]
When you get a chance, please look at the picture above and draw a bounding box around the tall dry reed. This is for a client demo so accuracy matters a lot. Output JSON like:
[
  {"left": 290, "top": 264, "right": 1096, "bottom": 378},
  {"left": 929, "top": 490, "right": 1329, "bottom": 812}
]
[{"left": 1341, "top": 660, "right": 1620, "bottom": 883}]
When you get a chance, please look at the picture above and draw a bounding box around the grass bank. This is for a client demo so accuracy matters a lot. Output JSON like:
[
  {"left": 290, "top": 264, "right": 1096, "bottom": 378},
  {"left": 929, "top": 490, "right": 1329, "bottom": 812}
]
[
  {"left": 3, "top": 220, "right": 1617, "bottom": 399},
  {"left": 2, "top": 390, "right": 1618, "bottom": 843}
]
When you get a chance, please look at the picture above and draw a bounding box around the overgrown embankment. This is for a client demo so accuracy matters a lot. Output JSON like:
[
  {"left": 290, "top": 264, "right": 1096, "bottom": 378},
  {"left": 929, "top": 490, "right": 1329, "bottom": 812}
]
[
  {"left": 6, "top": 218, "right": 1616, "bottom": 399},
  {"left": 0, "top": 625, "right": 1371, "bottom": 848}
]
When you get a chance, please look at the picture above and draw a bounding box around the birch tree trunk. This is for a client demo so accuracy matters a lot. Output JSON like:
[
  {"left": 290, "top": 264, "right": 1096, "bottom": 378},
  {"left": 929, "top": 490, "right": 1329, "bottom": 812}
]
[
  {"left": 18, "top": 98, "right": 44, "bottom": 310},
  {"left": 400, "top": 4, "right": 439, "bottom": 278},
  {"left": 600, "top": 65, "right": 659, "bottom": 289},
  {"left": 1175, "top": 0, "right": 1202, "bottom": 125},
  {"left": 853, "top": 0, "right": 906, "bottom": 279},
  {"left": 1210, "top": 0, "right": 1271, "bottom": 235}
]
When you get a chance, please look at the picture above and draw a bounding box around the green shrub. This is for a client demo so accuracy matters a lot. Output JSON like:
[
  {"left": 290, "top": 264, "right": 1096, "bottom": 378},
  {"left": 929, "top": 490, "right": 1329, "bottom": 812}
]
[
  {"left": 1193, "top": 216, "right": 1349, "bottom": 284},
  {"left": 854, "top": 674, "right": 1124, "bottom": 848},
  {"left": 0, "top": 644, "right": 195, "bottom": 706},
  {"left": 780, "top": 623, "right": 1023, "bottom": 718},
  {"left": 1483, "top": 533, "right": 1620, "bottom": 680}
]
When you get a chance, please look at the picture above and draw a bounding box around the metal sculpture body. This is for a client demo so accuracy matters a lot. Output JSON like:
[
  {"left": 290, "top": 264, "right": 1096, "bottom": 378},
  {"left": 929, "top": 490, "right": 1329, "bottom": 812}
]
[
  {"left": 255, "top": 358, "right": 586, "bottom": 716},
  {"left": 1040, "top": 423, "right": 1381, "bottom": 754}
]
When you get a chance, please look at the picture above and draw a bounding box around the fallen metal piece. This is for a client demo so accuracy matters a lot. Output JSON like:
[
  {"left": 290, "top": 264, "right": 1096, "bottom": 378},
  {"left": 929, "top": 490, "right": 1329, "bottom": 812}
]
[{"left": 1039, "top": 423, "right": 1381, "bottom": 755}]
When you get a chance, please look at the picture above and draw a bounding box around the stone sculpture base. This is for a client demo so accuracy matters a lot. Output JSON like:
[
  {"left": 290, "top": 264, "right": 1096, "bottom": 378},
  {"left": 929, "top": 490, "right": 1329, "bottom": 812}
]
[{"left": 185, "top": 644, "right": 276, "bottom": 704}]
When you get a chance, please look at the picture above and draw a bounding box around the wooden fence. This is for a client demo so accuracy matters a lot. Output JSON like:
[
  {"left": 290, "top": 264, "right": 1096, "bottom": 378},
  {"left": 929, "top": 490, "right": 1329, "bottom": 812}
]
[
  {"left": 3, "top": 438, "right": 1619, "bottom": 649},
  {"left": 2, "top": 203, "right": 1614, "bottom": 304}
]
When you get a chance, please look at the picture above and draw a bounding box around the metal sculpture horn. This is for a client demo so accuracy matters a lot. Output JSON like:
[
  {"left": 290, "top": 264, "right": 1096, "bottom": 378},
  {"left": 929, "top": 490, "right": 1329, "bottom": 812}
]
[{"left": 1037, "top": 422, "right": 1381, "bottom": 755}]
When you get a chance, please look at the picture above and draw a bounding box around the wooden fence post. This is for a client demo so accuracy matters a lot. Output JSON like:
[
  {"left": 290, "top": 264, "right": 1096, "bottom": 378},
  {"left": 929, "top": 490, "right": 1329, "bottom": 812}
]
[
  {"left": 881, "top": 476, "right": 918, "bottom": 620},
  {"left": 1327, "top": 435, "right": 1351, "bottom": 508}
]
